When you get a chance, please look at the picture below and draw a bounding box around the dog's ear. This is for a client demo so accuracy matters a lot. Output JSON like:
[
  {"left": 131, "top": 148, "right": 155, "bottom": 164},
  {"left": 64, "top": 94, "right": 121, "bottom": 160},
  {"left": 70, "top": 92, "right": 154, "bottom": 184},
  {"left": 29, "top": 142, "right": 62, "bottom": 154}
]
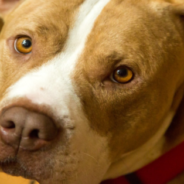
[{"left": 0, "top": 0, "right": 20, "bottom": 20}]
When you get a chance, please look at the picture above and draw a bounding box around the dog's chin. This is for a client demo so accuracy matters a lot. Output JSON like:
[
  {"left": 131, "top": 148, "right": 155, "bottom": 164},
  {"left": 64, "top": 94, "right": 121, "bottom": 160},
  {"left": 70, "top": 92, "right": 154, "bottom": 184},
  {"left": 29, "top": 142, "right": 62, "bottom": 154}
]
[
  {"left": 0, "top": 146, "right": 81, "bottom": 184},
  {"left": 0, "top": 149, "right": 57, "bottom": 182},
  {"left": 0, "top": 146, "right": 54, "bottom": 181},
  {"left": 0, "top": 158, "right": 98, "bottom": 184},
  {"left": 0, "top": 158, "right": 36, "bottom": 180},
  {"left": 0, "top": 158, "right": 63, "bottom": 184}
]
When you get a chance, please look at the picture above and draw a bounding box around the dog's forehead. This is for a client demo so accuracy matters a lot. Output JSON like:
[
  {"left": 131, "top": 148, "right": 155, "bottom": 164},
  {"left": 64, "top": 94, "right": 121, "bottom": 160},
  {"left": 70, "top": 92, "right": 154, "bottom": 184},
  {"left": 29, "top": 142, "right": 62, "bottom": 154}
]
[
  {"left": 4, "top": 0, "right": 83, "bottom": 37},
  {"left": 2, "top": 0, "right": 157, "bottom": 66},
  {"left": 0, "top": 0, "right": 171, "bottom": 110},
  {"left": 3, "top": 0, "right": 150, "bottom": 48},
  {"left": 72, "top": 0, "right": 164, "bottom": 81}
]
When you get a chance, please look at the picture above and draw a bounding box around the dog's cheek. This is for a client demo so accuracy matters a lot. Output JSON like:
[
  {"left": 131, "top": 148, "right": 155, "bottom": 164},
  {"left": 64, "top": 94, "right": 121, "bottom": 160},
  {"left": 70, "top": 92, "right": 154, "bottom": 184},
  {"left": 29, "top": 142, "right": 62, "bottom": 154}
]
[{"left": 72, "top": 70, "right": 173, "bottom": 161}]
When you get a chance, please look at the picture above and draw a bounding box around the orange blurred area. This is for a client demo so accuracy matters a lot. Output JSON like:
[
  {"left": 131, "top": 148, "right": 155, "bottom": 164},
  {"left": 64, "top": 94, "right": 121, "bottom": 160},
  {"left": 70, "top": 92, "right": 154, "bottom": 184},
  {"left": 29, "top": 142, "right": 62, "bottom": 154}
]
[{"left": 0, "top": 173, "right": 39, "bottom": 184}]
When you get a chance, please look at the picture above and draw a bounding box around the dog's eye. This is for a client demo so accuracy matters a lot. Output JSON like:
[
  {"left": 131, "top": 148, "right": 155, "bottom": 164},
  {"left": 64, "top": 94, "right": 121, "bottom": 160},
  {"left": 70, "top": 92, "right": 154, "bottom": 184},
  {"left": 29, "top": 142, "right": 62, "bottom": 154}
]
[
  {"left": 112, "top": 66, "right": 134, "bottom": 83},
  {"left": 14, "top": 36, "right": 32, "bottom": 54}
]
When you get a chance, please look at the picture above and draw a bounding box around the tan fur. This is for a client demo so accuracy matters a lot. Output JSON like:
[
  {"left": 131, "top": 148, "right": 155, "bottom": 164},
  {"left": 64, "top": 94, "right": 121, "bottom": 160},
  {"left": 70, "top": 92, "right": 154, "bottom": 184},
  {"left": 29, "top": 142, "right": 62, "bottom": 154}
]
[
  {"left": 1, "top": 0, "right": 184, "bottom": 183},
  {"left": 73, "top": 0, "right": 184, "bottom": 161},
  {"left": 0, "top": 0, "right": 84, "bottom": 101}
]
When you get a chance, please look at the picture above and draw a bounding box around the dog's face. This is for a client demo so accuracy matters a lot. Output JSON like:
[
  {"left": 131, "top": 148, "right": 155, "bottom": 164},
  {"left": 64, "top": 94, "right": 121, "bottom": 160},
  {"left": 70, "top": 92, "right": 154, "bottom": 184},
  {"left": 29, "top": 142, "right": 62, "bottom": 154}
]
[{"left": 0, "top": 0, "right": 184, "bottom": 184}]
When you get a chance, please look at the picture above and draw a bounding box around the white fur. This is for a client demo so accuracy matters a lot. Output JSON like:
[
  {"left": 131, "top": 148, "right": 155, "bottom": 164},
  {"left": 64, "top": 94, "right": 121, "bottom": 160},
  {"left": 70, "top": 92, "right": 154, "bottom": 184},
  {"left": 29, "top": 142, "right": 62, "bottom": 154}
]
[{"left": 0, "top": 0, "right": 111, "bottom": 183}]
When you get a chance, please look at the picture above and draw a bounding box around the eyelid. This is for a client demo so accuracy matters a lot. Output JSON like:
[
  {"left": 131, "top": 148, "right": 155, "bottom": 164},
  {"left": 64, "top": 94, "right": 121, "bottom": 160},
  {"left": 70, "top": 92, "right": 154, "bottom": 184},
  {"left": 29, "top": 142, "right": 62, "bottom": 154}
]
[
  {"left": 110, "top": 73, "right": 119, "bottom": 83},
  {"left": 14, "top": 39, "right": 20, "bottom": 53}
]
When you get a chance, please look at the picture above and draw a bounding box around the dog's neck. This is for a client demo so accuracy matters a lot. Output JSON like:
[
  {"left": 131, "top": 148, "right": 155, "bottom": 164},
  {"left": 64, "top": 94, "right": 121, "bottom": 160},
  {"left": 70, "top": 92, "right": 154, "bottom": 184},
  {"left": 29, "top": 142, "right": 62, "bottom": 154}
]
[
  {"left": 104, "top": 83, "right": 184, "bottom": 180},
  {"left": 104, "top": 110, "right": 175, "bottom": 179}
]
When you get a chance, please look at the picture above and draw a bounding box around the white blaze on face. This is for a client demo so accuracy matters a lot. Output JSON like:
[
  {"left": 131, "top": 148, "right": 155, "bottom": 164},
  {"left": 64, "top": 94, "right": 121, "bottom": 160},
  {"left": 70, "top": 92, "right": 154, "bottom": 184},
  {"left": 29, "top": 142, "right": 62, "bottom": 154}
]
[
  {"left": 0, "top": 0, "right": 112, "bottom": 183},
  {"left": 3, "top": 0, "right": 111, "bottom": 118}
]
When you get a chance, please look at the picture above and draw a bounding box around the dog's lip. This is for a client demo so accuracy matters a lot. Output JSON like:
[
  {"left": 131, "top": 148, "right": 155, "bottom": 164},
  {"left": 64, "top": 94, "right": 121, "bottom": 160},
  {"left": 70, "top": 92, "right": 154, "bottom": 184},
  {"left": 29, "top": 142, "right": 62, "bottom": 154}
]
[
  {"left": 0, "top": 98, "right": 76, "bottom": 180},
  {"left": 0, "top": 157, "right": 36, "bottom": 180},
  {"left": 0, "top": 157, "right": 17, "bottom": 166}
]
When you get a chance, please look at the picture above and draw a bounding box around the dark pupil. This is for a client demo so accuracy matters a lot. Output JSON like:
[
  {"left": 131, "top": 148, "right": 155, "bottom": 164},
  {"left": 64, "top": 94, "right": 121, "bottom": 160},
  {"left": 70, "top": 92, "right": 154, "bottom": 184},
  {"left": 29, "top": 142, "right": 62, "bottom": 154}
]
[
  {"left": 117, "top": 68, "right": 128, "bottom": 77},
  {"left": 22, "top": 39, "right": 32, "bottom": 48}
]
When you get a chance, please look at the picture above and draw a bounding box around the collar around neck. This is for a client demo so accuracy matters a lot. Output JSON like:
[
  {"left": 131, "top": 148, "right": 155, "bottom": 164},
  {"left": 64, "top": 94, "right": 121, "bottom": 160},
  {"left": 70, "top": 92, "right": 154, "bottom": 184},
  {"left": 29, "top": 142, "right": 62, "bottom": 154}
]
[{"left": 101, "top": 141, "right": 184, "bottom": 184}]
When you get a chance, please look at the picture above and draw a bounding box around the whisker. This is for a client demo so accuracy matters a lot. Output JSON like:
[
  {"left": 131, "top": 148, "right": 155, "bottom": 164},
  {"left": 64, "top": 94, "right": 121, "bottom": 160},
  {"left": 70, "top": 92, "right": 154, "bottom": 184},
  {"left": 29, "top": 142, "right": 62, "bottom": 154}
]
[{"left": 81, "top": 152, "right": 98, "bottom": 163}]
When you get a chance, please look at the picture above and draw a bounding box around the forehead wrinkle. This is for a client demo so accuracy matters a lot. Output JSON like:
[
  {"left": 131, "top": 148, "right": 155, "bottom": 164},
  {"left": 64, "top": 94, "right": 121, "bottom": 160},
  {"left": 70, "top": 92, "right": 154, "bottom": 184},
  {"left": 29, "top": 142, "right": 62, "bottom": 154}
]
[
  {"left": 36, "top": 24, "right": 68, "bottom": 55},
  {"left": 5, "top": 0, "right": 83, "bottom": 35}
]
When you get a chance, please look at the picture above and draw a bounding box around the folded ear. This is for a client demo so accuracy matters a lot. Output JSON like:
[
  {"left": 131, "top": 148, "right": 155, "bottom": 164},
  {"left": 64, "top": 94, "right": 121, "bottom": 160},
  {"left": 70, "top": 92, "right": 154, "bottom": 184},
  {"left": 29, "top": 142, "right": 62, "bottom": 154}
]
[{"left": 0, "top": 0, "right": 20, "bottom": 19}]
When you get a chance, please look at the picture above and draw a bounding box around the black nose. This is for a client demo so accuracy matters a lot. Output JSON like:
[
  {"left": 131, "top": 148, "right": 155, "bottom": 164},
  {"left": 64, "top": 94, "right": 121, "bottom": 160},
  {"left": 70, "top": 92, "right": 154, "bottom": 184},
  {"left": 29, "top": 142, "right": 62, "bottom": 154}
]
[{"left": 0, "top": 107, "right": 58, "bottom": 151}]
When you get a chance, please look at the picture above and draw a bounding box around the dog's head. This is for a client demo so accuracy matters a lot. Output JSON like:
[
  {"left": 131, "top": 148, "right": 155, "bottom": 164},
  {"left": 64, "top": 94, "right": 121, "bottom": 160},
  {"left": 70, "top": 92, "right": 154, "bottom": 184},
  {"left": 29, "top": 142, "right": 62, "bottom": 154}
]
[{"left": 0, "top": 0, "right": 184, "bottom": 184}]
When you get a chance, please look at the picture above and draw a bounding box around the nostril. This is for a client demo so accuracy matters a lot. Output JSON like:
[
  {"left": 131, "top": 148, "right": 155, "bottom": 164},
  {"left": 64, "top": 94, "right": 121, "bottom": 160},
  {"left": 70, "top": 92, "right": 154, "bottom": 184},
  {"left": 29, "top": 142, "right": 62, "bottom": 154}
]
[
  {"left": 0, "top": 106, "right": 58, "bottom": 151},
  {"left": 2, "top": 121, "right": 16, "bottom": 129},
  {"left": 29, "top": 129, "right": 39, "bottom": 139}
]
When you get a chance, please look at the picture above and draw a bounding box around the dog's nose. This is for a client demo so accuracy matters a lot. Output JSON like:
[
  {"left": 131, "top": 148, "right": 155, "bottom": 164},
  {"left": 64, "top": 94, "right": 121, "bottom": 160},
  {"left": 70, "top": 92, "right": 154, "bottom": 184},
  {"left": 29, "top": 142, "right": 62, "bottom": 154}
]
[{"left": 0, "top": 107, "right": 58, "bottom": 151}]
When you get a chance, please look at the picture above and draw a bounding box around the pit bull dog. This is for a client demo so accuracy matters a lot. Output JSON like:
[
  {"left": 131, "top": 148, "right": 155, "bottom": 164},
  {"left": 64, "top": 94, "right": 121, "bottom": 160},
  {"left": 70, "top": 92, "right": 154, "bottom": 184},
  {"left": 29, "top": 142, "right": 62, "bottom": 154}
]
[{"left": 0, "top": 0, "right": 184, "bottom": 184}]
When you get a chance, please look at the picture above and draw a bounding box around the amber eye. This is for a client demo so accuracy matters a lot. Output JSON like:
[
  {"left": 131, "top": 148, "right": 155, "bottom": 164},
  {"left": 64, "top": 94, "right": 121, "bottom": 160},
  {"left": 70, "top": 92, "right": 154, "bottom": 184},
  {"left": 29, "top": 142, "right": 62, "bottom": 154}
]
[
  {"left": 14, "top": 36, "right": 32, "bottom": 54},
  {"left": 112, "top": 66, "right": 134, "bottom": 83}
]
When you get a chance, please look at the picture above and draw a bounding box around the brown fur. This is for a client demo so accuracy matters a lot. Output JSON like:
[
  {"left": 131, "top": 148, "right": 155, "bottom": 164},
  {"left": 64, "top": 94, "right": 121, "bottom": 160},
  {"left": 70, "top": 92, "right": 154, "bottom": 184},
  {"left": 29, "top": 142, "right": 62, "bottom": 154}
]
[{"left": 73, "top": 0, "right": 184, "bottom": 160}]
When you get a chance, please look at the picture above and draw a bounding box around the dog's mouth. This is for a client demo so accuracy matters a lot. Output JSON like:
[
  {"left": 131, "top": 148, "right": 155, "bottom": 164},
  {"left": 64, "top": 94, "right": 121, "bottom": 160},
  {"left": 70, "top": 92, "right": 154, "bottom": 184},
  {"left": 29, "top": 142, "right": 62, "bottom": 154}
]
[
  {"left": 0, "top": 143, "right": 63, "bottom": 182},
  {"left": 0, "top": 157, "right": 35, "bottom": 179},
  {"left": 0, "top": 149, "right": 47, "bottom": 180},
  {"left": 0, "top": 157, "right": 18, "bottom": 169},
  {"left": 0, "top": 124, "right": 65, "bottom": 181},
  {"left": 0, "top": 145, "right": 80, "bottom": 183},
  {"left": 0, "top": 105, "right": 61, "bottom": 182},
  {"left": 0, "top": 99, "right": 78, "bottom": 183}
]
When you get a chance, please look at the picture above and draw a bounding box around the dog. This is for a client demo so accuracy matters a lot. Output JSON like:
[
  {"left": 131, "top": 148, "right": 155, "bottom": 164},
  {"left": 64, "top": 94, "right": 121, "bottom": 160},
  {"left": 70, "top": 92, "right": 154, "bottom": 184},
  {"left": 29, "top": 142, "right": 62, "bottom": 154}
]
[{"left": 0, "top": 0, "right": 184, "bottom": 184}]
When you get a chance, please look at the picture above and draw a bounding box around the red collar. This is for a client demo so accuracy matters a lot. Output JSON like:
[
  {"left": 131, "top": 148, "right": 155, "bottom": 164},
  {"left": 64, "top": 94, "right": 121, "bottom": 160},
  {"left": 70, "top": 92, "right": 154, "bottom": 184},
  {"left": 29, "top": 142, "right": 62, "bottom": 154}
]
[{"left": 101, "top": 141, "right": 184, "bottom": 184}]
